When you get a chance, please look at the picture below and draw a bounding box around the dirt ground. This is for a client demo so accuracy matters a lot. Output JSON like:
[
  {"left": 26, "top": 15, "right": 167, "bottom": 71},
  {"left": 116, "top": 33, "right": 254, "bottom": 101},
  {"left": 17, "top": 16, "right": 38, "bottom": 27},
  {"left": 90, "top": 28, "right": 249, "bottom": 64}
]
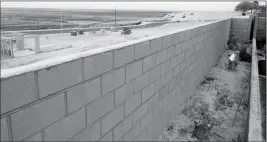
[
  {"left": 158, "top": 49, "right": 251, "bottom": 141},
  {"left": 1, "top": 22, "right": 207, "bottom": 69}
]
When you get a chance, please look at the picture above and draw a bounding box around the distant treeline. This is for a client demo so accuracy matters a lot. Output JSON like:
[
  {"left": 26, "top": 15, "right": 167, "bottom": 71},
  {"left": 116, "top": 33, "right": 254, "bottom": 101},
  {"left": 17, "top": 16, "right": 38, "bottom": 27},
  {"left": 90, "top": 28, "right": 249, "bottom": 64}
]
[{"left": 1, "top": 24, "right": 78, "bottom": 31}]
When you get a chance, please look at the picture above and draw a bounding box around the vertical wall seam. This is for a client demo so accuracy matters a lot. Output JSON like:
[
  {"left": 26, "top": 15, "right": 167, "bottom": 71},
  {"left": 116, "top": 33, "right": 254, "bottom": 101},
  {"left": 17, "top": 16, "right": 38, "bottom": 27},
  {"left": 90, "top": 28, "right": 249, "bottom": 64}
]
[
  {"left": 6, "top": 115, "right": 13, "bottom": 141},
  {"left": 100, "top": 118, "right": 103, "bottom": 137},
  {"left": 133, "top": 44, "right": 136, "bottom": 60},
  {"left": 64, "top": 92, "right": 68, "bottom": 116},
  {"left": 82, "top": 58, "right": 85, "bottom": 82},
  {"left": 41, "top": 129, "right": 45, "bottom": 142},
  {"left": 34, "top": 71, "right": 40, "bottom": 100},
  {"left": 100, "top": 76, "right": 103, "bottom": 96},
  {"left": 85, "top": 106, "right": 88, "bottom": 126},
  {"left": 112, "top": 51, "right": 115, "bottom": 69}
]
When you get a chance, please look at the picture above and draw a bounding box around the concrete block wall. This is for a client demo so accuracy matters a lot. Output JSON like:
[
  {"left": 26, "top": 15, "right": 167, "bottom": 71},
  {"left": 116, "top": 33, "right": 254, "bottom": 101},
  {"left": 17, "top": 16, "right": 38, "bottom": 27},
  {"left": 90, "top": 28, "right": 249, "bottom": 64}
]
[
  {"left": 230, "top": 17, "right": 252, "bottom": 41},
  {"left": 256, "top": 17, "right": 266, "bottom": 39},
  {"left": 1, "top": 19, "right": 231, "bottom": 141}
]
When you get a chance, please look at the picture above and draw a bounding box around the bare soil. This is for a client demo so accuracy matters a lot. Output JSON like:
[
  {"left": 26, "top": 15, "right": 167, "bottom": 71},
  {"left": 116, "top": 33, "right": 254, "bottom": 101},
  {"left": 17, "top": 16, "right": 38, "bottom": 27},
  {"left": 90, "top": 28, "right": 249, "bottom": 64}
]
[{"left": 158, "top": 49, "right": 250, "bottom": 141}]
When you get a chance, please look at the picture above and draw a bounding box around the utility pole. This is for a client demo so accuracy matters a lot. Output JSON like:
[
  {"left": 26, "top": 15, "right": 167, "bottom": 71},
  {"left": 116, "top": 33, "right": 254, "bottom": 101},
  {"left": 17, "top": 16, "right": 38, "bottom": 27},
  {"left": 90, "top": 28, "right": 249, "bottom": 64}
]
[
  {"left": 114, "top": 6, "right": 116, "bottom": 27},
  {"left": 61, "top": 10, "right": 63, "bottom": 34}
]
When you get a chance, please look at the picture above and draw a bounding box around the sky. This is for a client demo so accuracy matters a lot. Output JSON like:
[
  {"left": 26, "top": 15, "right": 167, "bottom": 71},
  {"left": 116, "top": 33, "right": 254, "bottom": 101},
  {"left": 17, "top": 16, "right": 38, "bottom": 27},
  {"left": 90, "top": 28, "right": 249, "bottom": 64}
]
[
  {"left": 0, "top": 2, "right": 252, "bottom": 12},
  {"left": 1, "top": 2, "right": 266, "bottom": 12}
]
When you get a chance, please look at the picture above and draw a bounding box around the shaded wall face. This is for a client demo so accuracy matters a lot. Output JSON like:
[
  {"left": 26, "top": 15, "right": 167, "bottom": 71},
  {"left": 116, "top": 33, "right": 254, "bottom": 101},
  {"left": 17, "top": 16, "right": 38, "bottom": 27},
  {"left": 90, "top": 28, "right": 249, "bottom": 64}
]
[
  {"left": 257, "top": 17, "right": 266, "bottom": 39},
  {"left": 230, "top": 17, "right": 252, "bottom": 41},
  {"left": 1, "top": 19, "right": 231, "bottom": 141}
]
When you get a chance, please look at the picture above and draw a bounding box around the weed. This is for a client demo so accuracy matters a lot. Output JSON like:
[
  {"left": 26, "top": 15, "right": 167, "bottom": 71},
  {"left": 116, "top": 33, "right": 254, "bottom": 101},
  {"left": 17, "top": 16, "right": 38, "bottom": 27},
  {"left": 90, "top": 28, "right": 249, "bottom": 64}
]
[
  {"left": 179, "top": 128, "right": 189, "bottom": 137},
  {"left": 191, "top": 109, "right": 220, "bottom": 141},
  {"left": 167, "top": 122, "right": 176, "bottom": 133},
  {"left": 239, "top": 44, "right": 251, "bottom": 62},
  {"left": 205, "top": 76, "right": 215, "bottom": 82},
  {"left": 227, "top": 35, "right": 239, "bottom": 50}
]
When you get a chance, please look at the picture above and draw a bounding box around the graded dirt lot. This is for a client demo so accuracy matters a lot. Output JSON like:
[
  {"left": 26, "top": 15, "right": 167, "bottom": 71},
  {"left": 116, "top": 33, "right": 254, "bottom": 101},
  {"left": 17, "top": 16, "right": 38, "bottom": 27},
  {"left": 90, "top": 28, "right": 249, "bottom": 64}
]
[{"left": 1, "top": 21, "right": 207, "bottom": 69}]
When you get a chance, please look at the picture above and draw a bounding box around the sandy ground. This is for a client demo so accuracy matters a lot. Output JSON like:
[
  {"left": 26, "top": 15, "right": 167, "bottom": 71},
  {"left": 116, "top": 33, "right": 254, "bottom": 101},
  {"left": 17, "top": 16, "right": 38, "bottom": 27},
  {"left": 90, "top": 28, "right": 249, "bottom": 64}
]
[
  {"left": 1, "top": 21, "right": 208, "bottom": 69},
  {"left": 158, "top": 49, "right": 251, "bottom": 141}
]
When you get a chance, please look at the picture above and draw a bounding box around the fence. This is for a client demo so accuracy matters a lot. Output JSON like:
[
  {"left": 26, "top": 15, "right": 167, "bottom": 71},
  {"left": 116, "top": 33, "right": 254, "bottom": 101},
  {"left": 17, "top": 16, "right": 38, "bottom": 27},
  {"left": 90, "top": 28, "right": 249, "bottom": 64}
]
[{"left": 1, "top": 38, "right": 14, "bottom": 59}]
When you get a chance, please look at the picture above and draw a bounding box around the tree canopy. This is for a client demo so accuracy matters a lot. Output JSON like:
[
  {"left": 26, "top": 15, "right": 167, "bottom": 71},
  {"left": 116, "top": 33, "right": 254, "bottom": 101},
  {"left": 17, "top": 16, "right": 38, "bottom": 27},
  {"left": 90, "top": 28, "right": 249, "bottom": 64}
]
[{"left": 235, "top": 1, "right": 256, "bottom": 12}]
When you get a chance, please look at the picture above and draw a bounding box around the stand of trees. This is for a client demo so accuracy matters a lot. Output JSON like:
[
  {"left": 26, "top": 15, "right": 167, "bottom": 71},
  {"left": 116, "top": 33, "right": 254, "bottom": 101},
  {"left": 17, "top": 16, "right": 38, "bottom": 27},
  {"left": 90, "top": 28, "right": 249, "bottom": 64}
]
[{"left": 235, "top": 1, "right": 266, "bottom": 16}]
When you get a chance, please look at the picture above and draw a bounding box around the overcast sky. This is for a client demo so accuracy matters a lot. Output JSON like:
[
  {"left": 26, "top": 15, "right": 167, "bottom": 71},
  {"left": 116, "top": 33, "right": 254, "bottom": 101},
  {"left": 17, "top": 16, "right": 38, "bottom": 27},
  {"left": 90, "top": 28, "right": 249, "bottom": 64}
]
[{"left": 1, "top": 2, "right": 266, "bottom": 11}]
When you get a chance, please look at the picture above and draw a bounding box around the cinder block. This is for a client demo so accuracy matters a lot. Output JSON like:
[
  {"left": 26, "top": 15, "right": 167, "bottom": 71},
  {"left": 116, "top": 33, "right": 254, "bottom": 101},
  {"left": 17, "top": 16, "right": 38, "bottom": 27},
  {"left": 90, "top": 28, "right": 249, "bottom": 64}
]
[
  {"left": 23, "top": 132, "right": 42, "bottom": 141},
  {"left": 183, "top": 40, "right": 192, "bottom": 51},
  {"left": 135, "top": 129, "right": 148, "bottom": 141},
  {"left": 146, "top": 109, "right": 165, "bottom": 141},
  {"left": 133, "top": 102, "right": 147, "bottom": 124},
  {"left": 160, "top": 60, "right": 170, "bottom": 76},
  {"left": 178, "top": 52, "right": 184, "bottom": 64},
  {"left": 162, "top": 35, "right": 171, "bottom": 49},
  {"left": 166, "top": 46, "right": 176, "bottom": 60},
  {"left": 1, "top": 117, "right": 9, "bottom": 141},
  {"left": 159, "top": 84, "right": 169, "bottom": 100},
  {"left": 44, "top": 108, "right": 86, "bottom": 141},
  {"left": 148, "top": 65, "right": 161, "bottom": 83},
  {"left": 140, "top": 109, "right": 154, "bottom": 131},
  {"left": 134, "top": 41, "right": 150, "bottom": 60},
  {"left": 87, "top": 92, "right": 114, "bottom": 125},
  {"left": 155, "top": 75, "right": 165, "bottom": 92},
  {"left": 134, "top": 72, "right": 149, "bottom": 93},
  {"left": 123, "top": 121, "right": 141, "bottom": 141},
  {"left": 114, "top": 45, "right": 134, "bottom": 68},
  {"left": 11, "top": 94, "right": 65, "bottom": 141},
  {"left": 156, "top": 49, "right": 167, "bottom": 65},
  {"left": 184, "top": 49, "right": 190, "bottom": 59},
  {"left": 150, "top": 38, "right": 162, "bottom": 54},
  {"left": 178, "top": 31, "right": 186, "bottom": 42},
  {"left": 165, "top": 69, "right": 173, "bottom": 84},
  {"left": 126, "top": 60, "right": 143, "bottom": 82},
  {"left": 101, "top": 105, "right": 124, "bottom": 135},
  {"left": 84, "top": 51, "right": 113, "bottom": 80},
  {"left": 38, "top": 59, "right": 83, "bottom": 98},
  {"left": 185, "top": 29, "right": 192, "bottom": 40},
  {"left": 143, "top": 54, "right": 157, "bottom": 73},
  {"left": 99, "top": 130, "right": 113, "bottom": 141},
  {"left": 175, "top": 43, "right": 183, "bottom": 55},
  {"left": 171, "top": 33, "right": 179, "bottom": 45},
  {"left": 1, "top": 72, "right": 36, "bottom": 115},
  {"left": 163, "top": 90, "right": 175, "bottom": 114},
  {"left": 115, "top": 80, "right": 134, "bottom": 106},
  {"left": 181, "top": 60, "right": 187, "bottom": 71},
  {"left": 102, "top": 67, "right": 125, "bottom": 95},
  {"left": 70, "top": 121, "right": 100, "bottom": 141},
  {"left": 153, "top": 100, "right": 164, "bottom": 117},
  {"left": 67, "top": 77, "right": 101, "bottom": 113},
  {"left": 125, "top": 92, "right": 141, "bottom": 117},
  {"left": 170, "top": 56, "right": 178, "bottom": 69},
  {"left": 168, "top": 77, "right": 177, "bottom": 92},
  {"left": 141, "top": 83, "right": 155, "bottom": 103},
  {"left": 174, "top": 64, "right": 181, "bottom": 77},
  {"left": 114, "top": 115, "right": 133, "bottom": 141},
  {"left": 147, "top": 92, "right": 159, "bottom": 111}
]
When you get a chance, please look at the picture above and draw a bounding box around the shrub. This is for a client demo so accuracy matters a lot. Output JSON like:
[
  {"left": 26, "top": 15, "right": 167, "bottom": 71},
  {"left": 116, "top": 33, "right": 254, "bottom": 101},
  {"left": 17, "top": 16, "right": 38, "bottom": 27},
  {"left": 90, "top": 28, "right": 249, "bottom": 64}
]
[
  {"left": 227, "top": 35, "right": 239, "bottom": 50},
  {"left": 121, "top": 27, "right": 132, "bottom": 35},
  {"left": 239, "top": 44, "right": 251, "bottom": 62}
]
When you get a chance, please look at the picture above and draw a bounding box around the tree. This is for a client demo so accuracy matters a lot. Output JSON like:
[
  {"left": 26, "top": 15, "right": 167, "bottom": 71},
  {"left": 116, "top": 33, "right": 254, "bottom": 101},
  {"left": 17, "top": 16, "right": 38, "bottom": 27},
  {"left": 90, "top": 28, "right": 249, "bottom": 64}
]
[
  {"left": 235, "top": 1, "right": 255, "bottom": 13},
  {"left": 259, "top": 4, "right": 266, "bottom": 12}
]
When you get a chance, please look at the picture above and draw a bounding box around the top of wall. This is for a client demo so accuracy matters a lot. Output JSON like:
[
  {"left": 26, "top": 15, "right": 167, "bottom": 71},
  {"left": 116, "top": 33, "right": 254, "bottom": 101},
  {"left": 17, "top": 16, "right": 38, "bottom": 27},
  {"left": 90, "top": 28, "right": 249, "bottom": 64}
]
[{"left": 1, "top": 18, "right": 230, "bottom": 79}]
